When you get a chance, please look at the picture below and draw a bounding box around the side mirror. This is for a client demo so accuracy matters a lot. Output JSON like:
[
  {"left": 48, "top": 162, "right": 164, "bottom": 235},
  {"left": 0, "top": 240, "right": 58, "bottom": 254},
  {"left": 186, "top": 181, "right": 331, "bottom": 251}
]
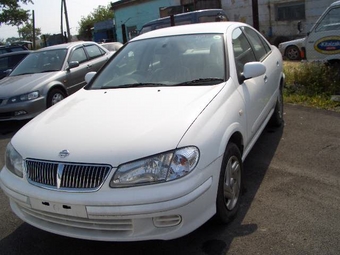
[
  {"left": 67, "top": 61, "right": 80, "bottom": 70},
  {"left": 4, "top": 69, "right": 13, "bottom": 76},
  {"left": 85, "top": 71, "right": 96, "bottom": 84},
  {"left": 241, "top": 62, "right": 266, "bottom": 82}
]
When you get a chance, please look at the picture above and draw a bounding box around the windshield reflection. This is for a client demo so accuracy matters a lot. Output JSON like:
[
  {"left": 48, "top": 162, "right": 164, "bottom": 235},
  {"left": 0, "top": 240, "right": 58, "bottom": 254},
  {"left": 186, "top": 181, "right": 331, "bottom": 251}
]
[
  {"left": 88, "top": 34, "right": 226, "bottom": 89},
  {"left": 11, "top": 49, "right": 67, "bottom": 76}
]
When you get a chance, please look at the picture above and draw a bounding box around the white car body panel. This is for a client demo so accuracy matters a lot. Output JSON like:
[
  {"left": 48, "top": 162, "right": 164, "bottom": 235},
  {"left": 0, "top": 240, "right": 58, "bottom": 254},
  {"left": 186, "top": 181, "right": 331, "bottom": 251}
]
[
  {"left": 12, "top": 85, "right": 224, "bottom": 165},
  {"left": 0, "top": 22, "right": 284, "bottom": 241}
]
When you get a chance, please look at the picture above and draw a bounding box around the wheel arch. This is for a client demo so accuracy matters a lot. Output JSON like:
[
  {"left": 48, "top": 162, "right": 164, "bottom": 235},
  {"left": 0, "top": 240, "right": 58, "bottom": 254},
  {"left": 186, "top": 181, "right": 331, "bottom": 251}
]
[
  {"left": 227, "top": 131, "right": 244, "bottom": 157},
  {"left": 44, "top": 83, "right": 68, "bottom": 107}
]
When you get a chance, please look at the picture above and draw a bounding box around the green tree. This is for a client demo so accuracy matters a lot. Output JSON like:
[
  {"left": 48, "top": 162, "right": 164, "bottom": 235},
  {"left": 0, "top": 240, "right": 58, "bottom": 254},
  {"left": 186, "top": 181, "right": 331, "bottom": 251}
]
[
  {"left": 0, "top": 0, "right": 33, "bottom": 26},
  {"left": 17, "top": 21, "right": 41, "bottom": 41},
  {"left": 78, "top": 4, "right": 114, "bottom": 40}
]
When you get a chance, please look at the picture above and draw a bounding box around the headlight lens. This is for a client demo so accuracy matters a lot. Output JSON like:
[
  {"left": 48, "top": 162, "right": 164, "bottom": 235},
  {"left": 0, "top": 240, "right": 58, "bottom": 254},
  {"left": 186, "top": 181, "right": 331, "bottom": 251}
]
[
  {"left": 5, "top": 143, "right": 24, "bottom": 178},
  {"left": 8, "top": 91, "right": 40, "bottom": 104},
  {"left": 110, "top": 146, "right": 199, "bottom": 187}
]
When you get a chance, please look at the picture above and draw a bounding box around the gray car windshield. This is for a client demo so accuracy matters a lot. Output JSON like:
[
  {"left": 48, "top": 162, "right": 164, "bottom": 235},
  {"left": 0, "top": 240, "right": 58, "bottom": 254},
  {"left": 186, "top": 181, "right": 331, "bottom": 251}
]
[
  {"left": 10, "top": 49, "right": 67, "bottom": 76},
  {"left": 89, "top": 33, "right": 225, "bottom": 89}
]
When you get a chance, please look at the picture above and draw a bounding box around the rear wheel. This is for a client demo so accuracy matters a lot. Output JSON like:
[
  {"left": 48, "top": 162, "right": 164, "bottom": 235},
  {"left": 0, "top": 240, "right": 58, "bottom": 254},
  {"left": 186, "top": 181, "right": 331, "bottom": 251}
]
[
  {"left": 47, "top": 88, "right": 66, "bottom": 108},
  {"left": 215, "top": 142, "right": 243, "bottom": 223}
]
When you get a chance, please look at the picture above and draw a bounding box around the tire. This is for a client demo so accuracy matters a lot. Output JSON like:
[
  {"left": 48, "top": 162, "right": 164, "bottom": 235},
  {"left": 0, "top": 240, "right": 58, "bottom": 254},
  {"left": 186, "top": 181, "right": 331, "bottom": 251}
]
[
  {"left": 47, "top": 88, "right": 66, "bottom": 108},
  {"left": 269, "top": 84, "right": 284, "bottom": 127},
  {"left": 215, "top": 142, "right": 243, "bottom": 223},
  {"left": 285, "top": 46, "right": 300, "bottom": 61}
]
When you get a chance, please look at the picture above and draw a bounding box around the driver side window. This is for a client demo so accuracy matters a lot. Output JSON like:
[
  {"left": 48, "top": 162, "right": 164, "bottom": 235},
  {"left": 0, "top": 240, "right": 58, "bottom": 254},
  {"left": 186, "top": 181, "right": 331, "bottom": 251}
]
[
  {"left": 315, "top": 7, "right": 340, "bottom": 32},
  {"left": 232, "top": 28, "right": 256, "bottom": 81},
  {"left": 70, "top": 48, "right": 87, "bottom": 63}
]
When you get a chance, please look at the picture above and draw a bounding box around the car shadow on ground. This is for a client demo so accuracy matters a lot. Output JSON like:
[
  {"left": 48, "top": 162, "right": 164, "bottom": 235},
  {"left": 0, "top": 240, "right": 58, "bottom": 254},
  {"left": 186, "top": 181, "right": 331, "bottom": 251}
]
[
  {"left": 0, "top": 125, "right": 284, "bottom": 255},
  {"left": 0, "top": 120, "right": 30, "bottom": 137}
]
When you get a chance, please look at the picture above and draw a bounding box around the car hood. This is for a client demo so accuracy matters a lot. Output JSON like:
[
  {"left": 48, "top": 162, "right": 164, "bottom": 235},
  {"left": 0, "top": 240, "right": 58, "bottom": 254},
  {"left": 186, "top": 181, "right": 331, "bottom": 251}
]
[
  {"left": 279, "top": 37, "right": 306, "bottom": 48},
  {"left": 0, "top": 72, "right": 61, "bottom": 97},
  {"left": 12, "top": 85, "right": 224, "bottom": 166}
]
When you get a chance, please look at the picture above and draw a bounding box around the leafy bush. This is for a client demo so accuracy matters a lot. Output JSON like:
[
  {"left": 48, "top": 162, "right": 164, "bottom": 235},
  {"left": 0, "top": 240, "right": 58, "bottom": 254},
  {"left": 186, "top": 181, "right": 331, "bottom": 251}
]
[{"left": 283, "top": 61, "right": 340, "bottom": 111}]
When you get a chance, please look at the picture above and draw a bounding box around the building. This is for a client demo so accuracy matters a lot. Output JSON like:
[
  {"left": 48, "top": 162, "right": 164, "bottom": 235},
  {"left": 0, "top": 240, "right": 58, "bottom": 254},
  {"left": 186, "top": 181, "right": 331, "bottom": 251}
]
[
  {"left": 111, "top": 0, "right": 335, "bottom": 45},
  {"left": 93, "top": 19, "right": 116, "bottom": 43},
  {"left": 111, "top": 0, "right": 221, "bottom": 43},
  {"left": 222, "top": 0, "right": 335, "bottom": 45}
]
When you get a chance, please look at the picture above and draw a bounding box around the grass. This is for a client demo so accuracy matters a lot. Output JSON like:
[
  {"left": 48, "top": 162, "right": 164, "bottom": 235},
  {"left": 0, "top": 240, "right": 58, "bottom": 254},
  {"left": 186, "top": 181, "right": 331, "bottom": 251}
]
[{"left": 283, "top": 61, "right": 340, "bottom": 112}]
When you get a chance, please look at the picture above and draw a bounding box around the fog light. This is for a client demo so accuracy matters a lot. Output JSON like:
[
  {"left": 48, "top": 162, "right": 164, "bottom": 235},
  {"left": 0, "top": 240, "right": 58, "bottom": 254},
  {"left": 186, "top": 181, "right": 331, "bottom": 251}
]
[
  {"left": 14, "top": 110, "right": 27, "bottom": 116},
  {"left": 153, "top": 215, "right": 182, "bottom": 228}
]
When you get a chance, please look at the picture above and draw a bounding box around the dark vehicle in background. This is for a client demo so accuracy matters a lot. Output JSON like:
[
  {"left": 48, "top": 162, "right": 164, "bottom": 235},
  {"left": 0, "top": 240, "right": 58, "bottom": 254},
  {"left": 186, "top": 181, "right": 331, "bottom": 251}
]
[
  {"left": 0, "top": 44, "right": 29, "bottom": 55},
  {"left": 0, "top": 51, "right": 31, "bottom": 79},
  {"left": 0, "top": 41, "right": 113, "bottom": 121},
  {"left": 139, "top": 9, "right": 228, "bottom": 34}
]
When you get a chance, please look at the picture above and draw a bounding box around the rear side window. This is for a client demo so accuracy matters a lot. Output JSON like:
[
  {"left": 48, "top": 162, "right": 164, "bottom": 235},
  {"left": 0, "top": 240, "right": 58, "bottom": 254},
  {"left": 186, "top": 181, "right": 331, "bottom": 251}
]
[{"left": 84, "top": 44, "right": 105, "bottom": 59}]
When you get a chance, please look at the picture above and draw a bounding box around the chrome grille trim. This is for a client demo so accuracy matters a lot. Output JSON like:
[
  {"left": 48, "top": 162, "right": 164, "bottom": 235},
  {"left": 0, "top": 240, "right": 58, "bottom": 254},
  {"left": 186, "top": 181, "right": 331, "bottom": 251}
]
[{"left": 25, "top": 159, "right": 112, "bottom": 192}]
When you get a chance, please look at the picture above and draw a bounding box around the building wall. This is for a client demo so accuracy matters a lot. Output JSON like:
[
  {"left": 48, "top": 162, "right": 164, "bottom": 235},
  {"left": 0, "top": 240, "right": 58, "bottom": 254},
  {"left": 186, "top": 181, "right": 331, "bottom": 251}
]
[
  {"left": 221, "top": 0, "right": 335, "bottom": 44},
  {"left": 113, "top": 0, "right": 180, "bottom": 43}
]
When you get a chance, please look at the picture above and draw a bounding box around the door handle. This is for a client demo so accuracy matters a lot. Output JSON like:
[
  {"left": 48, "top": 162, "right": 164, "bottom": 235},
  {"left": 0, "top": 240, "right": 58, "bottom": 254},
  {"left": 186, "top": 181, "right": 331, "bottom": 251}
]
[{"left": 264, "top": 75, "right": 268, "bottom": 83}]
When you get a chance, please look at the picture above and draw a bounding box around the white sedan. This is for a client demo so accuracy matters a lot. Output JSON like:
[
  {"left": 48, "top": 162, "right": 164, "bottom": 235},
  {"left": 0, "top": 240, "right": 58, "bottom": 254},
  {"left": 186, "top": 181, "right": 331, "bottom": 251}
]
[
  {"left": 0, "top": 22, "right": 284, "bottom": 241},
  {"left": 278, "top": 37, "right": 306, "bottom": 60}
]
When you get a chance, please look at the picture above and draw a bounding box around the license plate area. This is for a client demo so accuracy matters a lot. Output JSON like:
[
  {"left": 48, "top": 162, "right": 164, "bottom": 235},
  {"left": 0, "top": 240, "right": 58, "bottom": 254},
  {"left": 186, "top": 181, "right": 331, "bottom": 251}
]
[{"left": 30, "top": 198, "right": 87, "bottom": 218}]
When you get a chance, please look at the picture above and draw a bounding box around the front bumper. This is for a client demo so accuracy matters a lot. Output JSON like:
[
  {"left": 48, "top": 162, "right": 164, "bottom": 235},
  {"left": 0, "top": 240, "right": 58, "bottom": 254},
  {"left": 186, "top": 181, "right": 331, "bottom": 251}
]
[
  {"left": 0, "top": 156, "right": 222, "bottom": 241},
  {"left": 0, "top": 97, "right": 45, "bottom": 121}
]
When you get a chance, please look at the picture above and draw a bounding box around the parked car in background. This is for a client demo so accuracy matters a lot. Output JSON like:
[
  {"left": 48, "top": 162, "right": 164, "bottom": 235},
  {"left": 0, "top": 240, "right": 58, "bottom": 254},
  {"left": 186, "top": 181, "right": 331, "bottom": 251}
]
[
  {"left": 0, "top": 22, "right": 284, "bottom": 241},
  {"left": 101, "top": 42, "right": 123, "bottom": 53},
  {"left": 0, "top": 44, "right": 29, "bottom": 55},
  {"left": 0, "top": 41, "right": 112, "bottom": 121},
  {"left": 0, "top": 51, "right": 31, "bottom": 79},
  {"left": 278, "top": 37, "right": 305, "bottom": 60},
  {"left": 139, "top": 9, "right": 228, "bottom": 34}
]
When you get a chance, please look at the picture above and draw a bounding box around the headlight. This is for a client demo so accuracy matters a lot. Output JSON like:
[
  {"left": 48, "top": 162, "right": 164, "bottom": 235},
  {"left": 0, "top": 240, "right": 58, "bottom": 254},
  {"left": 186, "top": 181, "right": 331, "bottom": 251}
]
[
  {"left": 5, "top": 143, "right": 24, "bottom": 178},
  {"left": 110, "top": 146, "right": 199, "bottom": 187},
  {"left": 8, "top": 91, "right": 40, "bottom": 104}
]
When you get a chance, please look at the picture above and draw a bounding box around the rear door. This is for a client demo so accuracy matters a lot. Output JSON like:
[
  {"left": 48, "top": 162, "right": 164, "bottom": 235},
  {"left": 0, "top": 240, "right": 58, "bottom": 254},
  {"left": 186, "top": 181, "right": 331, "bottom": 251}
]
[{"left": 83, "top": 44, "right": 110, "bottom": 71}]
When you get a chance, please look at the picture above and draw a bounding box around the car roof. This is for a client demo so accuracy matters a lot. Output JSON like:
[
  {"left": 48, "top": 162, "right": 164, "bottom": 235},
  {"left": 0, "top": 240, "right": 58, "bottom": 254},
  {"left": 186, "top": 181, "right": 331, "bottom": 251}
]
[
  {"left": 132, "top": 21, "right": 245, "bottom": 41},
  {"left": 34, "top": 41, "right": 97, "bottom": 52}
]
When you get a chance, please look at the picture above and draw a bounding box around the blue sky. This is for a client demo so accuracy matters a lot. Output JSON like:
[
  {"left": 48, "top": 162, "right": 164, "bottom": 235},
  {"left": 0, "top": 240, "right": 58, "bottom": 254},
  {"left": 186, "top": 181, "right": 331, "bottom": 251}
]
[{"left": 0, "top": 0, "right": 117, "bottom": 40}]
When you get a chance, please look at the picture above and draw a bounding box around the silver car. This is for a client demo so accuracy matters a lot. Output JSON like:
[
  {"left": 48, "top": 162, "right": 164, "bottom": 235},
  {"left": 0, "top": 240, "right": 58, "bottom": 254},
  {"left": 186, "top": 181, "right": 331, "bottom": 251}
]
[
  {"left": 278, "top": 37, "right": 305, "bottom": 60},
  {"left": 0, "top": 41, "right": 112, "bottom": 121}
]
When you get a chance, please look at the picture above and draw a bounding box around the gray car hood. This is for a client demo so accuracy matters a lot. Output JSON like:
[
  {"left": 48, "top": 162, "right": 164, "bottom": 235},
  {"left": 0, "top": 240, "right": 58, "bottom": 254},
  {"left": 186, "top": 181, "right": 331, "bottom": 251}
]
[{"left": 0, "top": 72, "right": 62, "bottom": 98}]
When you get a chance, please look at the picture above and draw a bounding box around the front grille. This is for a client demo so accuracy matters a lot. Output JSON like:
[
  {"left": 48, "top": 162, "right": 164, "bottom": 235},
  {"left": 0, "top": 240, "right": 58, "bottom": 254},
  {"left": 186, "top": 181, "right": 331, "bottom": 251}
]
[{"left": 26, "top": 159, "right": 112, "bottom": 191}]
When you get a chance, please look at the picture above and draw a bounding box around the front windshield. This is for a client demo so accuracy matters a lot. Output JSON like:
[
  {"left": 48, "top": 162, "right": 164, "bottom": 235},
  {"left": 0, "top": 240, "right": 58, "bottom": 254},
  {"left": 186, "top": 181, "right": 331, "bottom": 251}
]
[
  {"left": 10, "top": 49, "right": 67, "bottom": 76},
  {"left": 88, "top": 33, "right": 225, "bottom": 89}
]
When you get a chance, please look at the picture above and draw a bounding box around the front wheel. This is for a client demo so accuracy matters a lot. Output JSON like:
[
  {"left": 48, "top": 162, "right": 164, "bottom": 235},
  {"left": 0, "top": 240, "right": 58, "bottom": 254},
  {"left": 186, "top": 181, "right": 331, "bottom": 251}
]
[
  {"left": 47, "top": 88, "right": 66, "bottom": 108},
  {"left": 215, "top": 142, "right": 243, "bottom": 223}
]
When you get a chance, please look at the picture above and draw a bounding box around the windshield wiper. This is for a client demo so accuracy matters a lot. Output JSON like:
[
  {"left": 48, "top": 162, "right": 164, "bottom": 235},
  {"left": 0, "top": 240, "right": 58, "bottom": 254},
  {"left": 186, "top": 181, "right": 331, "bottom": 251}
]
[
  {"left": 104, "top": 83, "right": 166, "bottom": 89},
  {"left": 175, "top": 78, "right": 224, "bottom": 86}
]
